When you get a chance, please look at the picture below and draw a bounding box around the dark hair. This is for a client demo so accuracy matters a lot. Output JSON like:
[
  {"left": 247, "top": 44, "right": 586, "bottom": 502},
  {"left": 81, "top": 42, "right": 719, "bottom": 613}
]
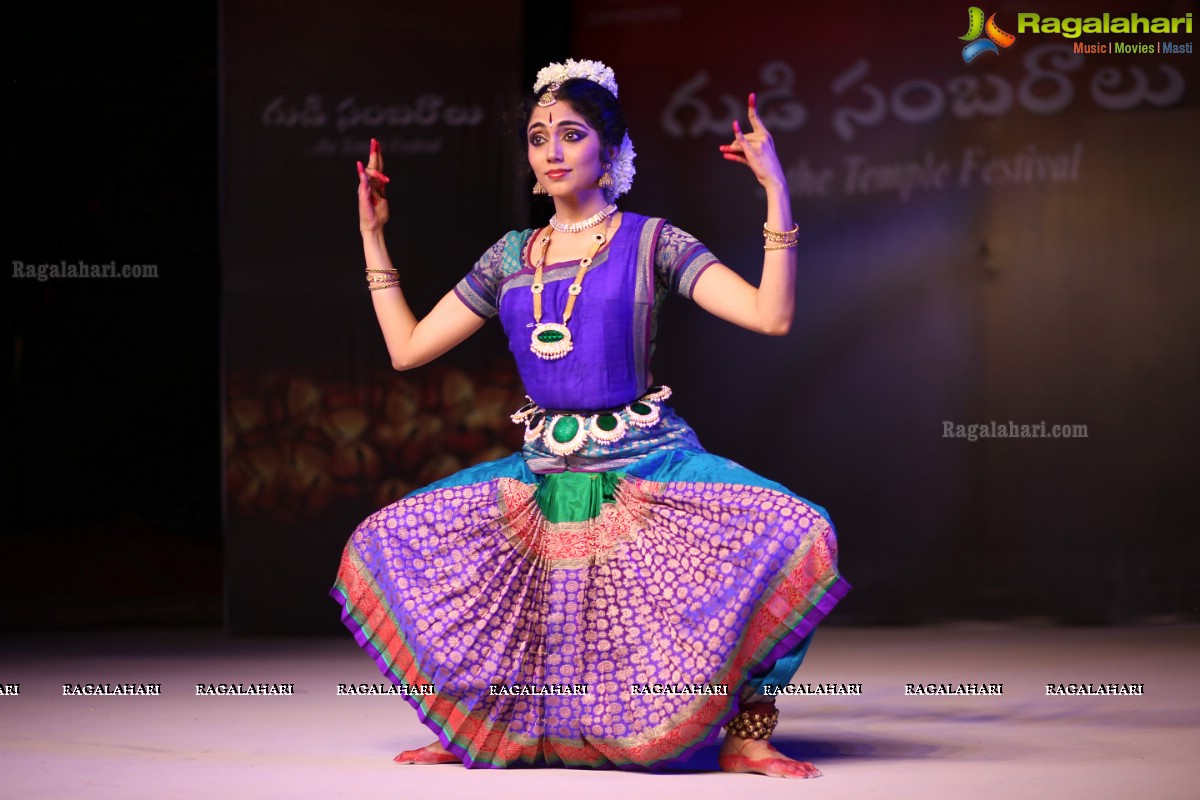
[{"left": 521, "top": 78, "right": 628, "bottom": 154}]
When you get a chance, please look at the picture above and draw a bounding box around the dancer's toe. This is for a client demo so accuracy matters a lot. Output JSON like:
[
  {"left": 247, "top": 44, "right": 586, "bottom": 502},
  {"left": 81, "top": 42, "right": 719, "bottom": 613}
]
[{"left": 393, "top": 742, "right": 461, "bottom": 765}]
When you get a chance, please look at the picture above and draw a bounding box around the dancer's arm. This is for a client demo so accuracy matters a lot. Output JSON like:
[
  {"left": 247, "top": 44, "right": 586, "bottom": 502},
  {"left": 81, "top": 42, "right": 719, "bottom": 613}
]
[
  {"left": 358, "top": 139, "right": 484, "bottom": 370},
  {"left": 690, "top": 94, "right": 796, "bottom": 337}
]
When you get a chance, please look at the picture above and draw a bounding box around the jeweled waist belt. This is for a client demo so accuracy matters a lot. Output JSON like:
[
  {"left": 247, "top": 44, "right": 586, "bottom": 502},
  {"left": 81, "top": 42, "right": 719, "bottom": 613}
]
[{"left": 510, "top": 386, "right": 672, "bottom": 457}]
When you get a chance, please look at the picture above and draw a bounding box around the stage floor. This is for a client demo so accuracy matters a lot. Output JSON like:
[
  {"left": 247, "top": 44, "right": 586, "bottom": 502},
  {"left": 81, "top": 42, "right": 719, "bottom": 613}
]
[{"left": 2, "top": 625, "right": 1197, "bottom": 799}]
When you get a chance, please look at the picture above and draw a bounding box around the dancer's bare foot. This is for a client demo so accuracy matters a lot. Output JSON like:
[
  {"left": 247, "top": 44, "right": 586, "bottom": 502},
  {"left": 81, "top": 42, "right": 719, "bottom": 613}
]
[
  {"left": 393, "top": 740, "right": 461, "bottom": 765},
  {"left": 718, "top": 735, "right": 821, "bottom": 778}
]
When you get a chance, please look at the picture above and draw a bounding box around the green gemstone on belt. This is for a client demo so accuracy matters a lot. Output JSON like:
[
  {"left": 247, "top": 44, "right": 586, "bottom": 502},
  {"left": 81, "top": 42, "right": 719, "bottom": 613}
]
[
  {"left": 552, "top": 416, "right": 580, "bottom": 443},
  {"left": 537, "top": 329, "right": 565, "bottom": 343},
  {"left": 631, "top": 402, "right": 651, "bottom": 415},
  {"left": 596, "top": 413, "right": 618, "bottom": 432}
]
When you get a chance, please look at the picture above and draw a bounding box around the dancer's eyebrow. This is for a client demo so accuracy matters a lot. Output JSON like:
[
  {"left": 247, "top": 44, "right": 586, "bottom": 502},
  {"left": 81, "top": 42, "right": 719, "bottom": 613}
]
[{"left": 527, "top": 117, "right": 589, "bottom": 134}]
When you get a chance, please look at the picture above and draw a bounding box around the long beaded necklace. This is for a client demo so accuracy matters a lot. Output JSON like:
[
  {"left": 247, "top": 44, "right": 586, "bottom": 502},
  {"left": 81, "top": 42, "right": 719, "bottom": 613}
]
[{"left": 529, "top": 213, "right": 614, "bottom": 360}]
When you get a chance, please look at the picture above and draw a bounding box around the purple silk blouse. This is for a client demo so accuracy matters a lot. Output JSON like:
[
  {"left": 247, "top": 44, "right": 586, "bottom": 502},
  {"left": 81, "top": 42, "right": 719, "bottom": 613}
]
[{"left": 454, "top": 213, "right": 717, "bottom": 411}]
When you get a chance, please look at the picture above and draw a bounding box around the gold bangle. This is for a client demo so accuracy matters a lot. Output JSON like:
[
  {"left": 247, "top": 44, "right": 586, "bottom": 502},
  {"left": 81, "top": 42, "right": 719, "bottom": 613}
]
[
  {"left": 762, "top": 223, "right": 799, "bottom": 243},
  {"left": 764, "top": 242, "right": 798, "bottom": 251},
  {"left": 368, "top": 282, "right": 400, "bottom": 291}
]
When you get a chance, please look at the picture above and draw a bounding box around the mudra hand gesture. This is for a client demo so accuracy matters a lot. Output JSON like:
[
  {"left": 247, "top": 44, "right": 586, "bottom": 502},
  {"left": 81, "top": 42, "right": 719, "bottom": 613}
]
[
  {"left": 719, "top": 93, "right": 787, "bottom": 189},
  {"left": 357, "top": 137, "right": 391, "bottom": 233}
]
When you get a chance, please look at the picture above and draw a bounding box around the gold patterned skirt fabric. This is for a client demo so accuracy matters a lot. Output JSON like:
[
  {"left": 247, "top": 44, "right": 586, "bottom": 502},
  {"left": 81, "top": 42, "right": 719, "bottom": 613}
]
[{"left": 331, "top": 437, "right": 848, "bottom": 769}]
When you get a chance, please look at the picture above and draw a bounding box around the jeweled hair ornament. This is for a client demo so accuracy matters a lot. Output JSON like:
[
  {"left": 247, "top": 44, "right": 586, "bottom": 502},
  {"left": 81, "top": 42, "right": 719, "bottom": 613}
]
[{"left": 537, "top": 82, "right": 561, "bottom": 108}]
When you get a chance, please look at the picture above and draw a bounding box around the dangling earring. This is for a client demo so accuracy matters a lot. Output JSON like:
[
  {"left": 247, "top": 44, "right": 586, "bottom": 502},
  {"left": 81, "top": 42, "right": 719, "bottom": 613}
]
[
  {"left": 598, "top": 165, "right": 614, "bottom": 189},
  {"left": 532, "top": 181, "right": 548, "bottom": 195}
]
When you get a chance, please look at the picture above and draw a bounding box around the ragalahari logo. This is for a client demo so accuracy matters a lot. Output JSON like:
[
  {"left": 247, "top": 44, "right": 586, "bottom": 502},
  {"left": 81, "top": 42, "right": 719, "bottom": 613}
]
[{"left": 961, "top": 7, "right": 1017, "bottom": 62}]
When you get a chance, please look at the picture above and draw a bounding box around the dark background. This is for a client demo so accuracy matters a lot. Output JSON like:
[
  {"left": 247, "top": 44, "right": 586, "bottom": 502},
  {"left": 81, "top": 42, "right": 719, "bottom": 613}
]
[
  {"left": 5, "top": 0, "right": 1198, "bottom": 633},
  {"left": 5, "top": 3, "right": 222, "bottom": 627}
]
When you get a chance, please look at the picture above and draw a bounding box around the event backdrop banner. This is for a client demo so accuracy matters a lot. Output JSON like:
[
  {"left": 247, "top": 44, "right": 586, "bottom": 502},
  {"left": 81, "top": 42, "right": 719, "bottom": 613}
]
[
  {"left": 223, "top": 1, "right": 1198, "bottom": 632},
  {"left": 222, "top": 1, "right": 524, "bottom": 632}
]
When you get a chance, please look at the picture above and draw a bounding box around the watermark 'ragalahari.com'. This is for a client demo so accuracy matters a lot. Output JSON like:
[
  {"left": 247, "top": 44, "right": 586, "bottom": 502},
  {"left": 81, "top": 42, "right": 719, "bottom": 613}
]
[
  {"left": 13, "top": 260, "right": 159, "bottom": 281},
  {"left": 943, "top": 421, "right": 1089, "bottom": 442}
]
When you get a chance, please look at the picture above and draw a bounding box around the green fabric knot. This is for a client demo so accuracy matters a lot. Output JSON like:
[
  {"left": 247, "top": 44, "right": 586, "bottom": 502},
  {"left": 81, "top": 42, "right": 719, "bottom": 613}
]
[{"left": 535, "top": 470, "right": 623, "bottom": 522}]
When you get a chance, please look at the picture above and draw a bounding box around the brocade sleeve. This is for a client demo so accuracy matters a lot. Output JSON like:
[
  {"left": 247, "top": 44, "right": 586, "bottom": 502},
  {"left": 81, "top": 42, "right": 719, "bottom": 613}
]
[
  {"left": 653, "top": 223, "right": 719, "bottom": 299},
  {"left": 453, "top": 234, "right": 510, "bottom": 319}
]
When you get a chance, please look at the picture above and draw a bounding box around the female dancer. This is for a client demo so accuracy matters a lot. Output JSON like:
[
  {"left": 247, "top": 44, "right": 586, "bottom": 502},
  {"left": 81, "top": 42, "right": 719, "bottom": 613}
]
[{"left": 332, "top": 59, "right": 848, "bottom": 778}]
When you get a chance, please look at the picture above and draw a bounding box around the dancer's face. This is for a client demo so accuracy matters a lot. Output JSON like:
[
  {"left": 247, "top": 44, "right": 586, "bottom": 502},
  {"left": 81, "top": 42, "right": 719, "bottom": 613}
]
[{"left": 527, "top": 102, "right": 607, "bottom": 199}]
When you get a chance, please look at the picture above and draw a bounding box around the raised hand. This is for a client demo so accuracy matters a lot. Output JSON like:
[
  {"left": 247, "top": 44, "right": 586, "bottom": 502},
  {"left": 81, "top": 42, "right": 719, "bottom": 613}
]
[
  {"left": 357, "top": 138, "right": 391, "bottom": 233},
  {"left": 718, "top": 94, "right": 787, "bottom": 190}
]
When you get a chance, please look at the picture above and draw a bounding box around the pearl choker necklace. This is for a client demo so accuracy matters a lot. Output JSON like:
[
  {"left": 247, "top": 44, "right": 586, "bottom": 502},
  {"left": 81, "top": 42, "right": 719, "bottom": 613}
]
[{"left": 549, "top": 203, "right": 618, "bottom": 234}]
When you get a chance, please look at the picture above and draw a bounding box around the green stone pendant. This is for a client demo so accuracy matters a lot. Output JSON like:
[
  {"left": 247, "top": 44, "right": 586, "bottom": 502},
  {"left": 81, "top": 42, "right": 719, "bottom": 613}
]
[{"left": 530, "top": 323, "right": 573, "bottom": 360}]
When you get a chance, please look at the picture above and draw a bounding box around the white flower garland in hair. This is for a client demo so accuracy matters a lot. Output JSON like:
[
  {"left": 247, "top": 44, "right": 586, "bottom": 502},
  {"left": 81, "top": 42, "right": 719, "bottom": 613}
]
[
  {"left": 534, "top": 58, "right": 619, "bottom": 97},
  {"left": 533, "top": 58, "right": 637, "bottom": 200},
  {"left": 606, "top": 133, "right": 636, "bottom": 200}
]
